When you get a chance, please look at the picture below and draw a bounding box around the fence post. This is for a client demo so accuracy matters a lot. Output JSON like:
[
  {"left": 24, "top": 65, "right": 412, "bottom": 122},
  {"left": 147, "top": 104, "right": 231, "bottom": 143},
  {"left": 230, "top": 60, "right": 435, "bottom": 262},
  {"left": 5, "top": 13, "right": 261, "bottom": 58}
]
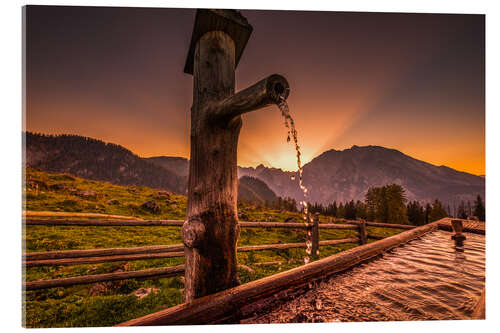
[
  {"left": 358, "top": 220, "right": 367, "bottom": 245},
  {"left": 312, "top": 213, "right": 320, "bottom": 259}
]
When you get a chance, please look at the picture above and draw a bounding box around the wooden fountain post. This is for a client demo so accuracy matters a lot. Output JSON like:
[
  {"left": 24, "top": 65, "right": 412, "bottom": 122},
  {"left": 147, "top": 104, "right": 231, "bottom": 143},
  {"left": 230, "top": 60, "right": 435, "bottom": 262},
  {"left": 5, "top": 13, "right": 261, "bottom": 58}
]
[
  {"left": 182, "top": 9, "right": 290, "bottom": 301},
  {"left": 311, "top": 213, "right": 320, "bottom": 259}
]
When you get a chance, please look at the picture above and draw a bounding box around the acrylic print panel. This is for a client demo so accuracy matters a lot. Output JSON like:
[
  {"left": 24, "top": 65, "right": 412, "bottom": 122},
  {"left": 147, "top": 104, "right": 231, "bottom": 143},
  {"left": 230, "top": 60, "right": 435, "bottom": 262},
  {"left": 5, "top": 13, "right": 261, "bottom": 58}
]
[{"left": 23, "top": 5, "right": 485, "bottom": 328}]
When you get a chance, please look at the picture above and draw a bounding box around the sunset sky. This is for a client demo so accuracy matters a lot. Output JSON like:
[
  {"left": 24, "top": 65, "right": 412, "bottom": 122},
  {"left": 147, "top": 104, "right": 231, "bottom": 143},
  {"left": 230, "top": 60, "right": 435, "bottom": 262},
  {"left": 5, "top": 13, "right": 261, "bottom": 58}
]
[{"left": 25, "top": 6, "right": 485, "bottom": 175}]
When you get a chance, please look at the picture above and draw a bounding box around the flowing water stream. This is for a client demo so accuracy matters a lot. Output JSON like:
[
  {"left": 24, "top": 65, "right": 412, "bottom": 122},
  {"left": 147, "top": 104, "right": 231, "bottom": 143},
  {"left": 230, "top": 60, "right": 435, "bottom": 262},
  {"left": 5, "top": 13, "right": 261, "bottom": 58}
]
[
  {"left": 277, "top": 99, "right": 312, "bottom": 263},
  {"left": 245, "top": 230, "right": 485, "bottom": 323}
]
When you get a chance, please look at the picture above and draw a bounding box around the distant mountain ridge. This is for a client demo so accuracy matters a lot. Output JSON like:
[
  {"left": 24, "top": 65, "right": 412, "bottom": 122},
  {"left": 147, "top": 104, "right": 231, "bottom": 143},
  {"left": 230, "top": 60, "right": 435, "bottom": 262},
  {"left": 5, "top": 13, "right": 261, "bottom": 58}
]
[
  {"left": 25, "top": 132, "right": 485, "bottom": 206},
  {"left": 25, "top": 132, "right": 187, "bottom": 194},
  {"left": 24, "top": 132, "right": 277, "bottom": 202},
  {"left": 239, "top": 145, "right": 484, "bottom": 205}
]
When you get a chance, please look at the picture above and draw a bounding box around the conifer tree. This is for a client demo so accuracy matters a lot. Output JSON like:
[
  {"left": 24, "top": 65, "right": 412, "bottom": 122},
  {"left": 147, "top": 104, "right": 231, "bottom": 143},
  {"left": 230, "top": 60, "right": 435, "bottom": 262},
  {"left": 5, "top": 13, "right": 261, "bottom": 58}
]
[{"left": 473, "top": 194, "right": 485, "bottom": 221}]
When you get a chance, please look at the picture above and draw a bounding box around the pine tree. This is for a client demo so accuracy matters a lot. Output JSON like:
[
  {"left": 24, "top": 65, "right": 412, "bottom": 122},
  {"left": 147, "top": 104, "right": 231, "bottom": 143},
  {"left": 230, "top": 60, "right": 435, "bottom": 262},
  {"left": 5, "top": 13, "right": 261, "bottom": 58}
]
[
  {"left": 429, "top": 199, "right": 448, "bottom": 222},
  {"left": 457, "top": 201, "right": 468, "bottom": 219},
  {"left": 425, "top": 203, "right": 432, "bottom": 224},
  {"left": 407, "top": 201, "right": 425, "bottom": 226},
  {"left": 473, "top": 195, "right": 485, "bottom": 221},
  {"left": 364, "top": 184, "right": 408, "bottom": 224}
]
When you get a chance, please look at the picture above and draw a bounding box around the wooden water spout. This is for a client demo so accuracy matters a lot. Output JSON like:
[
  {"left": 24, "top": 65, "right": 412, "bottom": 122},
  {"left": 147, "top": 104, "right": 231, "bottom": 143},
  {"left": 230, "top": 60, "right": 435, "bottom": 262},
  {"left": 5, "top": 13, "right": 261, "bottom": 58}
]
[
  {"left": 182, "top": 9, "right": 290, "bottom": 301},
  {"left": 451, "top": 219, "right": 466, "bottom": 250}
]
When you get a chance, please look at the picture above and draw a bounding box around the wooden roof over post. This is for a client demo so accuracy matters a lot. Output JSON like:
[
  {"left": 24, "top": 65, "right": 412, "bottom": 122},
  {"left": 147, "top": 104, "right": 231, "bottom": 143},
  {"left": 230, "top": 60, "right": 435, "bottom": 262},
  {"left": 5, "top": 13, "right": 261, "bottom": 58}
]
[{"left": 184, "top": 9, "right": 253, "bottom": 75}]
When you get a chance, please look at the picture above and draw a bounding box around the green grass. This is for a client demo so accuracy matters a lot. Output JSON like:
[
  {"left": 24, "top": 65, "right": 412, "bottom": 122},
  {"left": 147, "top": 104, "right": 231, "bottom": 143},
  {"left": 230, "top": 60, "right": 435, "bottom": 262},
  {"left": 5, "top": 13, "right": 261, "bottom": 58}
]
[{"left": 23, "top": 168, "right": 403, "bottom": 327}]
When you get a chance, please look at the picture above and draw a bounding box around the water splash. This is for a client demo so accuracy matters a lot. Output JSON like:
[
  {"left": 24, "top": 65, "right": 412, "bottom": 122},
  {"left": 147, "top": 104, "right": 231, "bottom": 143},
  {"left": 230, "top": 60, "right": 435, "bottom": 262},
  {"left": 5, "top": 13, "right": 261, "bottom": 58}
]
[{"left": 277, "top": 98, "right": 311, "bottom": 264}]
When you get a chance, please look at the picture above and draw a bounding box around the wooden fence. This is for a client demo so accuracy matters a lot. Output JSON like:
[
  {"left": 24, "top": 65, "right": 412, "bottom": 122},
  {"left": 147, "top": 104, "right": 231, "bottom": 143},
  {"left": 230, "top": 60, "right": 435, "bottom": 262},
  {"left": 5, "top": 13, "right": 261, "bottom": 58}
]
[
  {"left": 23, "top": 216, "right": 416, "bottom": 291},
  {"left": 117, "top": 221, "right": 441, "bottom": 326}
]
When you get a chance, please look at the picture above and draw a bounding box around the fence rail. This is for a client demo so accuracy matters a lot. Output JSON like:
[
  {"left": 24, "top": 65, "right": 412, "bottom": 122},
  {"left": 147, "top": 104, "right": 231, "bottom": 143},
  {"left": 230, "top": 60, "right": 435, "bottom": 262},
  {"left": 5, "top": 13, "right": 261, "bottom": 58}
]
[
  {"left": 25, "top": 219, "right": 359, "bottom": 230},
  {"left": 344, "top": 220, "right": 416, "bottom": 230},
  {"left": 25, "top": 265, "right": 185, "bottom": 291},
  {"left": 24, "top": 238, "right": 361, "bottom": 268},
  {"left": 23, "top": 216, "right": 416, "bottom": 290}
]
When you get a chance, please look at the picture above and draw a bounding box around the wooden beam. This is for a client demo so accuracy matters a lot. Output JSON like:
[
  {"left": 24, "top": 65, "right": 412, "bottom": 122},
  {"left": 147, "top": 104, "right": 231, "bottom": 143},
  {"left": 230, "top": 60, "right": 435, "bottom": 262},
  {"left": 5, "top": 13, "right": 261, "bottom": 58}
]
[
  {"left": 24, "top": 265, "right": 185, "bottom": 291},
  {"left": 116, "top": 221, "right": 440, "bottom": 326}
]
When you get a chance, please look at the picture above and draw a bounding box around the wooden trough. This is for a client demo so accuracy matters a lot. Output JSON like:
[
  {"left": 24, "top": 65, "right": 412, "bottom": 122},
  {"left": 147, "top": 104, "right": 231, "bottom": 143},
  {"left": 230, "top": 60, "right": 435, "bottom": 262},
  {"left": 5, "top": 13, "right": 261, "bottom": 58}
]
[{"left": 117, "top": 219, "right": 444, "bottom": 326}]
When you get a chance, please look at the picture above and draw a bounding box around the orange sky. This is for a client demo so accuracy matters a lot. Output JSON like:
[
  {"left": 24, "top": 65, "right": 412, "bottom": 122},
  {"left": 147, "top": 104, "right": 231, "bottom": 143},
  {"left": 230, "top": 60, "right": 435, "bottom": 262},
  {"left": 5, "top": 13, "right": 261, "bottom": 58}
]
[{"left": 25, "top": 7, "right": 485, "bottom": 175}]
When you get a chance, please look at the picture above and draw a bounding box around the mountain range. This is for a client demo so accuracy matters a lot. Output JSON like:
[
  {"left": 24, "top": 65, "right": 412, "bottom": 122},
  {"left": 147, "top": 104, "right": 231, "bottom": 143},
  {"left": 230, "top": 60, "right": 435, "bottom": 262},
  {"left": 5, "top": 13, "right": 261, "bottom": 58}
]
[{"left": 24, "top": 132, "right": 485, "bottom": 206}]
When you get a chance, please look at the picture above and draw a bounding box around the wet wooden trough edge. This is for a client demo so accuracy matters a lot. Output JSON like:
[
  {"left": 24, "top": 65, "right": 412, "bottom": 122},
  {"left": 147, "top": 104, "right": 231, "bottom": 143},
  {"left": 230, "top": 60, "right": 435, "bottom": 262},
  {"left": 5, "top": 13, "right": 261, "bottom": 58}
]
[{"left": 116, "top": 219, "right": 444, "bottom": 326}]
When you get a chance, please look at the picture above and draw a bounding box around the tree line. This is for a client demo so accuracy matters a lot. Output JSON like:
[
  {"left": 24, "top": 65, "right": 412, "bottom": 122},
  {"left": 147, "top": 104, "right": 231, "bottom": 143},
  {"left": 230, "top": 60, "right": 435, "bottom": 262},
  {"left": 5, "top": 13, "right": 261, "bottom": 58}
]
[{"left": 307, "top": 184, "right": 485, "bottom": 225}]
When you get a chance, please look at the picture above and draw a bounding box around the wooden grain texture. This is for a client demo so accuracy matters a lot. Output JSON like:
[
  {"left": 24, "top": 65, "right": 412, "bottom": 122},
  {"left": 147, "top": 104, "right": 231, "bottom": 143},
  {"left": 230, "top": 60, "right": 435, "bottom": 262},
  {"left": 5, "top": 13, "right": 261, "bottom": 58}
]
[
  {"left": 183, "top": 29, "right": 245, "bottom": 301},
  {"left": 117, "top": 220, "right": 441, "bottom": 326},
  {"left": 24, "top": 265, "right": 185, "bottom": 291}
]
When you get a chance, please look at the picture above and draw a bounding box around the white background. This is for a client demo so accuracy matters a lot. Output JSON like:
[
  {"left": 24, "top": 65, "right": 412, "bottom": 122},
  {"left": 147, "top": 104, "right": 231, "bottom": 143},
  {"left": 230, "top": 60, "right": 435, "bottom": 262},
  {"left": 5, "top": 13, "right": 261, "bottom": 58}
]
[{"left": 1, "top": 0, "right": 498, "bottom": 332}]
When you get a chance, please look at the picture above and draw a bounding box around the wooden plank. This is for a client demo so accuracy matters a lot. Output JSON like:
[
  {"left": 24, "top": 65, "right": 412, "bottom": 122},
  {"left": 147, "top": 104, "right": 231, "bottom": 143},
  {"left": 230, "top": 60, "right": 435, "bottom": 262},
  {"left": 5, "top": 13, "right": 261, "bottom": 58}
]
[
  {"left": 24, "top": 265, "right": 185, "bottom": 291},
  {"left": 24, "top": 244, "right": 184, "bottom": 260},
  {"left": 117, "top": 220, "right": 442, "bottom": 326}
]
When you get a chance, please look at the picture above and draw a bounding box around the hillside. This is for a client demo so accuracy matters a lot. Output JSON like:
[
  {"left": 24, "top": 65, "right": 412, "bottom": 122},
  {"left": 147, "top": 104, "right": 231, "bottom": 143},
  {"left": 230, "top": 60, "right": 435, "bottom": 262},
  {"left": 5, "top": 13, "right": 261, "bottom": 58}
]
[
  {"left": 238, "top": 176, "right": 278, "bottom": 205},
  {"left": 25, "top": 132, "right": 187, "bottom": 194},
  {"left": 25, "top": 133, "right": 282, "bottom": 207},
  {"left": 145, "top": 156, "right": 189, "bottom": 178}
]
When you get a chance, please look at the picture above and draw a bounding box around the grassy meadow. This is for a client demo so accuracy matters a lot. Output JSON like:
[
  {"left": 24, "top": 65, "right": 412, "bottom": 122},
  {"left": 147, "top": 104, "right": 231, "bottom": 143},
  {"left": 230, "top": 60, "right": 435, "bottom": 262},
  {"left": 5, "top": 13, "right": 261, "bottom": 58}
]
[{"left": 23, "top": 168, "right": 402, "bottom": 327}]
